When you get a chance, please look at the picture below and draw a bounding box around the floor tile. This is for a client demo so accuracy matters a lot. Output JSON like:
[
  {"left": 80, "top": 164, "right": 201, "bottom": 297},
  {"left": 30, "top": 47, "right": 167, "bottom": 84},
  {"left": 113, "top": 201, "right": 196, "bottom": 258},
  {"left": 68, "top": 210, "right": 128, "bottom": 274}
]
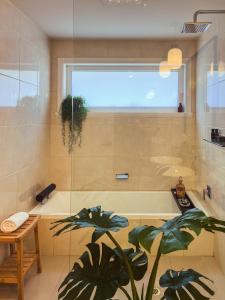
[{"left": 0, "top": 256, "right": 224, "bottom": 300}]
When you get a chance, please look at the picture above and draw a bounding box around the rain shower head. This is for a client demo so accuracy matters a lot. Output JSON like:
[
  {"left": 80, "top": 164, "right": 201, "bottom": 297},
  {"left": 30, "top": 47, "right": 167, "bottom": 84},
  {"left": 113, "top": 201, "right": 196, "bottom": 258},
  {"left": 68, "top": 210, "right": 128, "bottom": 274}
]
[
  {"left": 182, "top": 10, "right": 225, "bottom": 34},
  {"left": 182, "top": 22, "right": 212, "bottom": 33}
]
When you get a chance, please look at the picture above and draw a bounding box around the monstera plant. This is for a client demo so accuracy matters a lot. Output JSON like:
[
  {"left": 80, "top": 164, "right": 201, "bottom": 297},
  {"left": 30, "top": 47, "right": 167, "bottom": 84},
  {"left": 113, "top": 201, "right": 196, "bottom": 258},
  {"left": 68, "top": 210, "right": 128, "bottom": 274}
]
[
  {"left": 51, "top": 206, "right": 225, "bottom": 300},
  {"left": 60, "top": 95, "right": 88, "bottom": 153}
]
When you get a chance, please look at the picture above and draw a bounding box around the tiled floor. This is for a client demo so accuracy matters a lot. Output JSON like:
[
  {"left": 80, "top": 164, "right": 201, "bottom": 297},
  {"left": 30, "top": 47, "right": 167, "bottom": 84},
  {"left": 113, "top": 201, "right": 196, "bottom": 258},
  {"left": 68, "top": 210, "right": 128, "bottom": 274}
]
[{"left": 0, "top": 256, "right": 224, "bottom": 300}]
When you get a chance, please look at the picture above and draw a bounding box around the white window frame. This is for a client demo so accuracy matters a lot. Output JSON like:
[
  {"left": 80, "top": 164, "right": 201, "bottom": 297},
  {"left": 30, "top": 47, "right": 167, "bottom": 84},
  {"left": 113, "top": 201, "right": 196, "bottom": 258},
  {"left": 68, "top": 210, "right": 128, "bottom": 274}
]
[{"left": 58, "top": 58, "right": 188, "bottom": 114}]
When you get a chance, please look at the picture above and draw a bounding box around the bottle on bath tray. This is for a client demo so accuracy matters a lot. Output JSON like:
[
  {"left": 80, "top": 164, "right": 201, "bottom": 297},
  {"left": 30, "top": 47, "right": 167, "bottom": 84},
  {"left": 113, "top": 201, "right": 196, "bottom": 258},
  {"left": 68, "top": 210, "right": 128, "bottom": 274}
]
[{"left": 176, "top": 176, "right": 186, "bottom": 199}]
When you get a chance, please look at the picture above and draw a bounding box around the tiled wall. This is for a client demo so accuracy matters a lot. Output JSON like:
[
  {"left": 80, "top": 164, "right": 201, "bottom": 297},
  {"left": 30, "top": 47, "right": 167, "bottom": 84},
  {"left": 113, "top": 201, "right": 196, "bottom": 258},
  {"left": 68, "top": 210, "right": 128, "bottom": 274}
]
[
  {"left": 50, "top": 39, "right": 197, "bottom": 191},
  {"left": 0, "top": 0, "right": 50, "bottom": 223},
  {"left": 196, "top": 15, "right": 225, "bottom": 273}
]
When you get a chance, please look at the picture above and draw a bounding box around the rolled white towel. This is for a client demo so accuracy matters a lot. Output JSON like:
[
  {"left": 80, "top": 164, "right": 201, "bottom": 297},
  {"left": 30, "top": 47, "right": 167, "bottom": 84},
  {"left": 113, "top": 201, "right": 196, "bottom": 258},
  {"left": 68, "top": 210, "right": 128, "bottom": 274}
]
[{"left": 0, "top": 212, "right": 29, "bottom": 233}]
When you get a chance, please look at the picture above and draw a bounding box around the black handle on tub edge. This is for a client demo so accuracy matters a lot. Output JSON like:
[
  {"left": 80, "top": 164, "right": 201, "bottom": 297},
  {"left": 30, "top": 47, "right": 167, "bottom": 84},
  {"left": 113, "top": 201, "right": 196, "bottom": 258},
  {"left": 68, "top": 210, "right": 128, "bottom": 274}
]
[{"left": 36, "top": 184, "right": 56, "bottom": 203}]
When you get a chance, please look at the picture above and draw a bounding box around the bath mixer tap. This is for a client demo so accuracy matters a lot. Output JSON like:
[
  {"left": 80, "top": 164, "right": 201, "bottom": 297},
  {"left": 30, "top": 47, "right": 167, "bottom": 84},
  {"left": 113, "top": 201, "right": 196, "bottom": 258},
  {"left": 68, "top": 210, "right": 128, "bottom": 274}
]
[{"left": 115, "top": 173, "right": 129, "bottom": 180}]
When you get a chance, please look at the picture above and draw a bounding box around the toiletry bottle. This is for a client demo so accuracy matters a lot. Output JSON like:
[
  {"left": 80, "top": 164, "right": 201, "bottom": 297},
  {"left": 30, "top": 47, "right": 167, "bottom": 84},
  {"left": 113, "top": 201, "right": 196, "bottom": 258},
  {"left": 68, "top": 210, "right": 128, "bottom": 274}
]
[
  {"left": 215, "top": 129, "right": 219, "bottom": 141},
  {"left": 178, "top": 103, "right": 184, "bottom": 113},
  {"left": 176, "top": 176, "right": 186, "bottom": 199},
  {"left": 211, "top": 129, "right": 215, "bottom": 142}
]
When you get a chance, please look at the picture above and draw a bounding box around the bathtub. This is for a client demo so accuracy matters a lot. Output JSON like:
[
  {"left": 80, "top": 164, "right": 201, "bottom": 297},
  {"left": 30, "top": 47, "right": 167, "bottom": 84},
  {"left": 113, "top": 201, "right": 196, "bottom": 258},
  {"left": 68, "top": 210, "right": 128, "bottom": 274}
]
[
  {"left": 30, "top": 190, "right": 208, "bottom": 218},
  {"left": 30, "top": 191, "right": 213, "bottom": 257}
]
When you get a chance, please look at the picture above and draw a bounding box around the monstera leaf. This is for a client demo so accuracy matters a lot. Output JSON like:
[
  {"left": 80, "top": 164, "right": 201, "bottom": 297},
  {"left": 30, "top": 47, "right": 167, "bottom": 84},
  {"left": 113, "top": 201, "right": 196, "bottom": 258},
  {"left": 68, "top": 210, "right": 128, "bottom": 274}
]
[
  {"left": 129, "top": 208, "right": 225, "bottom": 254},
  {"left": 59, "top": 243, "right": 121, "bottom": 300},
  {"left": 115, "top": 248, "right": 148, "bottom": 286},
  {"left": 160, "top": 269, "right": 214, "bottom": 300},
  {"left": 129, "top": 225, "right": 149, "bottom": 249},
  {"left": 51, "top": 206, "right": 128, "bottom": 242},
  {"left": 59, "top": 243, "right": 147, "bottom": 300}
]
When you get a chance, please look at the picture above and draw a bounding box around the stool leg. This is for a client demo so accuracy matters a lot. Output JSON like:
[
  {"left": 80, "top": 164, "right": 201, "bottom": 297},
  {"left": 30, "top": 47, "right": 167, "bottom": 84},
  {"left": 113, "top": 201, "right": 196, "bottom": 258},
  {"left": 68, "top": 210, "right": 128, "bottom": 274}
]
[
  {"left": 10, "top": 244, "right": 15, "bottom": 255},
  {"left": 34, "top": 224, "right": 42, "bottom": 273},
  {"left": 17, "top": 240, "right": 24, "bottom": 300}
]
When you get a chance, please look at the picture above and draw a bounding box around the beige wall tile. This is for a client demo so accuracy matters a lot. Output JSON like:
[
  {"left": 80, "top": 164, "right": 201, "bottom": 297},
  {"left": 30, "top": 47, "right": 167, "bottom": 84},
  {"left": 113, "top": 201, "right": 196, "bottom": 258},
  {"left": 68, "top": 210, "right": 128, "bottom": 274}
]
[
  {"left": 38, "top": 219, "right": 54, "bottom": 256},
  {"left": 0, "top": 0, "right": 50, "bottom": 224},
  {"left": 0, "top": 0, "right": 20, "bottom": 32},
  {"left": 20, "top": 39, "right": 39, "bottom": 86},
  {"left": 0, "top": 29, "right": 20, "bottom": 79},
  {"left": 69, "top": 228, "right": 93, "bottom": 256},
  {"left": 0, "top": 174, "right": 17, "bottom": 222},
  {"left": 50, "top": 156, "right": 72, "bottom": 190},
  {"left": 196, "top": 14, "right": 225, "bottom": 272},
  {"left": 50, "top": 38, "right": 197, "bottom": 191},
  {"left": 183, "top": 231, "right": 214, "bottom": 256}
]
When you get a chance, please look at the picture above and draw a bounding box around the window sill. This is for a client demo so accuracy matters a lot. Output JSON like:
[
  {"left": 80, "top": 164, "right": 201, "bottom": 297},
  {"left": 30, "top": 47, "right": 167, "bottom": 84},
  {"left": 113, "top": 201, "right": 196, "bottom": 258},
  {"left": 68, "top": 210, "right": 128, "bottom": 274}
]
[{"left": 86, "top": 111, "right": 193, "bottom": 118}]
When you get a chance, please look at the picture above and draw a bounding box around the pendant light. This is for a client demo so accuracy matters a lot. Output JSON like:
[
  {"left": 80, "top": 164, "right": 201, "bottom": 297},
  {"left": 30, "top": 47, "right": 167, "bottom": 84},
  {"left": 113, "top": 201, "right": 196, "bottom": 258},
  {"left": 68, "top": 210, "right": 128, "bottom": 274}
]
[
  {"left": 218, "top": 61, "right": 225, "bottom": 77},
  {"left": 209, "top": 62, "right": 214, "bottom": 77},
  {"left": 159, "top": 61, "right": 171, "bottom": 78},
  {"left": 167, "top": 47, "right": 183, "bottom": 69}
]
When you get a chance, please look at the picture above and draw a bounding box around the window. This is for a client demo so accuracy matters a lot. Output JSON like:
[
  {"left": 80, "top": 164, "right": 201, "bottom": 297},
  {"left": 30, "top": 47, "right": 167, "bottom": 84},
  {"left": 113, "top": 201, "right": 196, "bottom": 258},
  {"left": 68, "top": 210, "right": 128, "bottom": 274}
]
[{"left": 64, "top": 63, "right": 186, "bottom": 112}]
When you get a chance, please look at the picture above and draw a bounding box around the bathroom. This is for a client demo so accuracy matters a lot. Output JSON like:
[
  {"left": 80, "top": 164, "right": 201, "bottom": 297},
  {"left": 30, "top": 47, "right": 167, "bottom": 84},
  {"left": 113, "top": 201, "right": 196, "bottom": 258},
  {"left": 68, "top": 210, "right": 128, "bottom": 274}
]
[{"left": 0, "top": 0, "right": 225, "bottom": 299}]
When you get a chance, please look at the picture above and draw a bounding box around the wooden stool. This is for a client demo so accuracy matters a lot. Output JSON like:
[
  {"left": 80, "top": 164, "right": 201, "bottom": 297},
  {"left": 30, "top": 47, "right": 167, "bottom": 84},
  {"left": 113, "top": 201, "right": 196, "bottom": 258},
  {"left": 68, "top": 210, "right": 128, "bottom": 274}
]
[{"left": 0, "top": 215, "right": 41, "bottom": 300}]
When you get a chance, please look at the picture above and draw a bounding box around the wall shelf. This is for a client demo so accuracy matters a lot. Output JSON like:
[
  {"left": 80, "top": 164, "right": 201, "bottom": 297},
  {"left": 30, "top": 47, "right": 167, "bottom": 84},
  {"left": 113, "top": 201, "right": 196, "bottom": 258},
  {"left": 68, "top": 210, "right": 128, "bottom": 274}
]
[{"left": 203, "top": 139, "right": 225, "bottom": 148}]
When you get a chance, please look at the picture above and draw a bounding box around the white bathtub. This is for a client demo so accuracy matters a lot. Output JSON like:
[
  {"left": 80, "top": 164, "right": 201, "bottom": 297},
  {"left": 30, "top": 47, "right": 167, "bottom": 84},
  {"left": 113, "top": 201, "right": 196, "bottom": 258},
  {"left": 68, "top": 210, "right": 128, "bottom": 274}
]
[
  {"left": 30, "top": 190, "right": 207, "bottom": 219},
  {"left": 31, "top": 191, "right": 213, "bottom": 257}
]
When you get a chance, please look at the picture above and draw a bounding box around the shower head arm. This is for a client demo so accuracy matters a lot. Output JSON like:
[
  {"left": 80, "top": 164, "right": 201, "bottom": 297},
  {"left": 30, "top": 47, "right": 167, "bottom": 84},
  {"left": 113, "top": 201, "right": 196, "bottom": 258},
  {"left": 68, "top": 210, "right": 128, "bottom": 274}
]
[{"left": 193, "top": 10, "right": 225, "bottom": 22}]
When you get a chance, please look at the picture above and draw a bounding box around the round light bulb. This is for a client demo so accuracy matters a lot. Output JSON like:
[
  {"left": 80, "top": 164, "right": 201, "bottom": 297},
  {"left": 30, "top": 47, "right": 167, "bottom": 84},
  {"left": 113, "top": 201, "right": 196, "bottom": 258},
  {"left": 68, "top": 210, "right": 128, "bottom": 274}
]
[
  {"left": 168, "top": 48, "right": 183, "bottom": 69},
  {"left": 218, "top": 61, "right": 225, "bottom": 77},
  {"left": 210, "top": 62, "right": 214, "bottom": 77}
]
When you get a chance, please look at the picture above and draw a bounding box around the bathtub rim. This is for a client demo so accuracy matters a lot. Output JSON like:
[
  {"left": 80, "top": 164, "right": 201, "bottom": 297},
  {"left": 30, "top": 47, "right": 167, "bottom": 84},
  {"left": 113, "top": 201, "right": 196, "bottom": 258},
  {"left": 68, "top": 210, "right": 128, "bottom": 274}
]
[{"left": 30, "top": 190, "right": 210, "bottom": 220}]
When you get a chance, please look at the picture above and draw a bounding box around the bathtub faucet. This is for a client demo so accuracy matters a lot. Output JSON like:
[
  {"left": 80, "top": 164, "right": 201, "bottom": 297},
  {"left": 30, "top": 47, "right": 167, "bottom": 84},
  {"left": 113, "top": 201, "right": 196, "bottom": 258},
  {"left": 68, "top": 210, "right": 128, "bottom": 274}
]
[{"left": 115, "top": 173, "right": 129, "bottom": 180}]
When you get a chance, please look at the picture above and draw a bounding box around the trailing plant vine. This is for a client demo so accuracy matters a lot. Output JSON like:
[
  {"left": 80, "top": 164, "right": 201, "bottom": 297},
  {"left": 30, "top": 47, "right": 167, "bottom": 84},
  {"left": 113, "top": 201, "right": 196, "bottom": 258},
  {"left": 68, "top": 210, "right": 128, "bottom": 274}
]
[{"left": 60, "top": 95, "right": 88, "bottom": 153}]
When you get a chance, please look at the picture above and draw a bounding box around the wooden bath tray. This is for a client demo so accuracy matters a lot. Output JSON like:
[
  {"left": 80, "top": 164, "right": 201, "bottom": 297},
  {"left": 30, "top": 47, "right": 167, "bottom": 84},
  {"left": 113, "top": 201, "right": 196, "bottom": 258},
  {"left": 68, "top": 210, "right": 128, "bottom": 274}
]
[{"left": 171, "top": 189, "right": 196, "bottom": 214}]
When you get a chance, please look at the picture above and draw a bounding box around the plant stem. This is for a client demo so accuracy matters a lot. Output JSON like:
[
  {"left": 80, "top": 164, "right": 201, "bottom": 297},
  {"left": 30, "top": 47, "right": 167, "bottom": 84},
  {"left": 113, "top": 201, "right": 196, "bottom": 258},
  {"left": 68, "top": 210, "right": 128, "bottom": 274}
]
[
  {"left": 106, "top": 232, "right": 139, "bottom": 300},
  {"left": 145, "top": 247, "right": 161, "bottom": 300},
  {"left": 119, "top": 287, "right": 133, "bottom": 300}
]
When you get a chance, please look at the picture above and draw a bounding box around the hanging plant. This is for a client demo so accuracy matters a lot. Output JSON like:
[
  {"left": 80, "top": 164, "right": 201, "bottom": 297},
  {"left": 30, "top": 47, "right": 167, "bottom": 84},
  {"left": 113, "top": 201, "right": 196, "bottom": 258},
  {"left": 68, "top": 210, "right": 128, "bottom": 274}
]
[{"left": 60, "top": 95, "right": 88, "bottom": 153}]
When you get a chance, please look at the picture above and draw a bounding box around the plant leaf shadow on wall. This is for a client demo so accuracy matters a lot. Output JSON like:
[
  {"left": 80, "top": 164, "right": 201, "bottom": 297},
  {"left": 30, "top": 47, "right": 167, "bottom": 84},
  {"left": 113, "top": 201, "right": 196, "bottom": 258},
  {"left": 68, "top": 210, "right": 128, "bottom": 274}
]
[
  {"left": 51, "top": 206, "right": 225, "bottom": 300},
  {"left": 60, "top": 95, "right": 88, "bottom": 154}
]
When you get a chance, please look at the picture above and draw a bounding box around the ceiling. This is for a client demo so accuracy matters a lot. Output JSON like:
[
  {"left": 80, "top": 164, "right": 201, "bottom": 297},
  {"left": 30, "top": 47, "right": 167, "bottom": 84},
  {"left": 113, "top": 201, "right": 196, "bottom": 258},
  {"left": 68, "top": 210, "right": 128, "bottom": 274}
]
[{"left": 11, "top": 0, "right": 225, "bottom": 39}]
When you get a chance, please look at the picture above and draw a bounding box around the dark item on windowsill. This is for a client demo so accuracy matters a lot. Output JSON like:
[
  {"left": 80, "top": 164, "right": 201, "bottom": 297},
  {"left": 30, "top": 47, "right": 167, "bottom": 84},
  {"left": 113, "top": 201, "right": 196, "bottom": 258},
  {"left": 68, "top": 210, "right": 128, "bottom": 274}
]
[
  {"left": 178, "top": 102, "right": 184, "bottom": 113},
  {"left": 171, "top": 188, "right": 196, "bottom": 214},
  {"left": 210, "top": 129, "right": 225, "bottom": 146},
  {"left": 36, "top": 183, "right": 56, "bottom": 203},
  {"left": 211, "top": 128, "right": 219, "bottom": 142}
]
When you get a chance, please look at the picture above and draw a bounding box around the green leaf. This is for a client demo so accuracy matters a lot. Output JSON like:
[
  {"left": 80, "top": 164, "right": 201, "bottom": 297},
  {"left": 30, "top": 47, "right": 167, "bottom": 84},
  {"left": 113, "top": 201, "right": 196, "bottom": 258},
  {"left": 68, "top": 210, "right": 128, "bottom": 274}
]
[
  {"left": 51, "top": 206, "right": 129, "bottom": 242},
  {"left": 59, "top": 243, "right": 121, "bottom": 300},
  {"left": 160, "top": 269, "right": 214, "bottom": 300},
  {"left": 114, "top": 248, "right": 148, "bottom": 286},
  {"left": 132, "top": 208, "right": 225, "bottom": 254},
  {"left": 129, "top": 225, "right": 149, "bottom": 249}
]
